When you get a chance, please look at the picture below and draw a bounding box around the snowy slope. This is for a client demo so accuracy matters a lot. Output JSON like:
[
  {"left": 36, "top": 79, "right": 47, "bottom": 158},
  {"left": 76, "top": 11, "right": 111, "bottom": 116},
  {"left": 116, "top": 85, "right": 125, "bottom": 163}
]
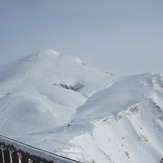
[
  {"left": 0, "top": 50, "right": 163, "bottom": 163},
  {"left": 0, "top": 50, "right": 115, "bottom": 135},
  {"left": 66, "top": 73, "right": 163, "bottom": 162}
]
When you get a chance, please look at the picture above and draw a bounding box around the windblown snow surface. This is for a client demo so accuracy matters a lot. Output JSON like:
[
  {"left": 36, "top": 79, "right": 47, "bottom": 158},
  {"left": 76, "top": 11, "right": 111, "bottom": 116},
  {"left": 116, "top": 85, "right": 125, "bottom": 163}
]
[{"left": 0, "top": 50, "right": 163, "bottom": 163}]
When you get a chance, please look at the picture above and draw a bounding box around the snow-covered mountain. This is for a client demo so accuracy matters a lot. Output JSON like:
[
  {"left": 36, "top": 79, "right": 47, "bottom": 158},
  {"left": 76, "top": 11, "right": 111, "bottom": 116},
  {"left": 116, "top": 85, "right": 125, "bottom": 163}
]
[{"left": 0, "top": 50, "right": 162, "bottom": 163}]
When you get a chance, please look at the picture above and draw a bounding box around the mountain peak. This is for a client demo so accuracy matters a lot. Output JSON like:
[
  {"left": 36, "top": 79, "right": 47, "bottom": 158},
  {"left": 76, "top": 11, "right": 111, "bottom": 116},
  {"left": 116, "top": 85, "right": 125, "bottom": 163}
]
[{"left": 38, "top": 49, "right": 61, "bottom": 56}]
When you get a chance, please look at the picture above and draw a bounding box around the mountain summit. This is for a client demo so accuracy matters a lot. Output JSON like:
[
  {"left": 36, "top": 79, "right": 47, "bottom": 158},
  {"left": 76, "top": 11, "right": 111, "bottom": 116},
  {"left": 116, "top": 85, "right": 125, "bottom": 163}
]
[{"left": 0, "top": 50, "right": 163, "bottom": 163}]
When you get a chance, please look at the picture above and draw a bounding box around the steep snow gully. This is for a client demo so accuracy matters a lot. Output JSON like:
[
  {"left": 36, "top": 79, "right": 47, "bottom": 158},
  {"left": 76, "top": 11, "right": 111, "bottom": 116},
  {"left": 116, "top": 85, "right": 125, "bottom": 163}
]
[{"left": 0, "top": 50, "right": 163, "bottom": 163}]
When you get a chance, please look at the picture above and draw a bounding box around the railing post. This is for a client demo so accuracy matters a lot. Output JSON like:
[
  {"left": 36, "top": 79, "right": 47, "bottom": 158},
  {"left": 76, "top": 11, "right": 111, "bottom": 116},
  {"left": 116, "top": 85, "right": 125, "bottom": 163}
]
[
  {"left": 21, "top": 156, "right": 29, "bottom": 163},
  {"left": 4, "top": 149, "right": 11, "bottom": 163},
  {"left": 12, "top": 152, "right": 19, "bottom": 163},
  {"left": 0, "top": 149, "right": 3, "bottom": 163}
]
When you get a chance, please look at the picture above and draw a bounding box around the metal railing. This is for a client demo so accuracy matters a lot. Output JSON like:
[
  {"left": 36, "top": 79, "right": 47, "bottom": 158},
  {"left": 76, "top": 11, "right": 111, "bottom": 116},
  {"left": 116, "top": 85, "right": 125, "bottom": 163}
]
[{"left": 0, "top": 135, "right": 83, "bottom": 163}]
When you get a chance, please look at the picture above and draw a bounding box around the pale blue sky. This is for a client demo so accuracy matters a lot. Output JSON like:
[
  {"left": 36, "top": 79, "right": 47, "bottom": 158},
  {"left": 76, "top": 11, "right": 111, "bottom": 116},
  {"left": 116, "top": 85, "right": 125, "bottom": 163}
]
[{"left": 0, "top": 0, "right": 163, "bottom": 74}]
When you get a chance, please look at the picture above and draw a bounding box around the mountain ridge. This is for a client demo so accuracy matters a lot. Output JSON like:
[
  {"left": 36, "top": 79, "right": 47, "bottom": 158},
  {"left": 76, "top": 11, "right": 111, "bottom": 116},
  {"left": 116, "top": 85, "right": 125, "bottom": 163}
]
[{"left": 0, "top": 50, "right": 162, "bottom": 163}]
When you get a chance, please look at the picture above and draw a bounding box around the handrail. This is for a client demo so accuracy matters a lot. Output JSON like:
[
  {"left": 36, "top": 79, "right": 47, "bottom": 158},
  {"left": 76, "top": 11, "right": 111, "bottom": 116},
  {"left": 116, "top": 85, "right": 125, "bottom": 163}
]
[{"left": 0, "top": 135, "right": 84, "bottom": 163}]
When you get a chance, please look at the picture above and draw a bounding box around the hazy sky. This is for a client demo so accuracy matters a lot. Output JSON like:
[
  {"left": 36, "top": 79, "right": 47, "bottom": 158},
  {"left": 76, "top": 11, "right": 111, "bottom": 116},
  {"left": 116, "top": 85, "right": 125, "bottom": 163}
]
[{"left": 0, "top": 0, "right": 163, "bottom": 75}]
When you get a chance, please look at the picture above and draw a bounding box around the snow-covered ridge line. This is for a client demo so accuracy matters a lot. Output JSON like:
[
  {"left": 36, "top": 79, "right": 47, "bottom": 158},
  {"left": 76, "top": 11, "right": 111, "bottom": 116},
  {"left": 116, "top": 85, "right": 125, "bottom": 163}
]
[
  {"left": 0, "top": 135, "right": 83, "bottom": 163},
  {"left": 0, "top": 49, "right": 163, "bottom": 163}
]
